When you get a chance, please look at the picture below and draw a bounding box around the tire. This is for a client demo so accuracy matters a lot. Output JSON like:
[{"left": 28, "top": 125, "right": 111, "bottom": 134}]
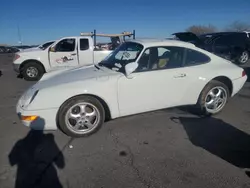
[
  {"left": 196, "top": 80, "right": 229, "bottom": 116},
  {"left": 21, "top": 61, "right": 45, "bottom": 81},
  {"left": 57, "top": 96, "right": 105, "bottom": 137},
  {"left": 237, "top": 51, "right": 249, "bottom": 65}
]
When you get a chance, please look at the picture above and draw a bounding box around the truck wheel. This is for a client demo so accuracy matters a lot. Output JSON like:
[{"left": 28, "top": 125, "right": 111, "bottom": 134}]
[
  {"left": 22, "top": 62, "right": 45, "bottom": 81},
  {"left": 57, "top": 95, "right": 105, "bottom": 137}
]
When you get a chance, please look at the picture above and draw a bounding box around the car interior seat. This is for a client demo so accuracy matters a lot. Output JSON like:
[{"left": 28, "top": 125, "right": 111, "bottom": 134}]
[
  {"left": 165, "top": 50, "right": 182, "bottom": 68},
  {"left": 148, "top": 48, "right": 159, "bottom": 70}
]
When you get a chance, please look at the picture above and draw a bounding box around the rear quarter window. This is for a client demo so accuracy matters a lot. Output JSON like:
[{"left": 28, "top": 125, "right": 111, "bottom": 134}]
[
  {"left": 184, "top": 49, "right": 210, "bottom": 66},
  {"left": 229, "top": 33, "right": 248, "bottom": 46},
  {"left": 80, "top": 39, "right": 89, "bottom": 51}
]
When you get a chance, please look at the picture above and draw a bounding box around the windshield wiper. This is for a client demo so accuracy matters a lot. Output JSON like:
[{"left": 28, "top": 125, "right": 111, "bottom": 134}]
[
  {"left": 94, "top": 64, "right": 100, "bottom": 70},
  {"left": 98, "top": 61, "right": 105, "bottom": 66},
  {"left": 97, "top": 61, "right": 114, "bottom": 70}
]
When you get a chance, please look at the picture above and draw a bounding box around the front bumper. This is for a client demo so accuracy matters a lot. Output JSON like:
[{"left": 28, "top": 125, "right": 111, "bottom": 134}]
[
  {"left": 13, "top": 63, "right": 20, "bottom": 73},
  {"left": 16, "top": 104, "right": 58, "bottom": 130}
]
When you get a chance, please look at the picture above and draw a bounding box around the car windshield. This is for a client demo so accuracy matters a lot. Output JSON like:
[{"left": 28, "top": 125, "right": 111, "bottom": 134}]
[
  {"left": 198, "top": 34, "right": 216, "bottom": 44},
  {"left": 98, "top": 42, "right": 144, "bottom": 72},
  {"left": 39, "top": 41, "right": 55, "bottom": 50}
]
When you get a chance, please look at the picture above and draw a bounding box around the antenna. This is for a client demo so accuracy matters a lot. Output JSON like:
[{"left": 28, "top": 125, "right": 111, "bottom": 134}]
[{"left": 17, "top": 24, "right": 22, "bottom": 45}]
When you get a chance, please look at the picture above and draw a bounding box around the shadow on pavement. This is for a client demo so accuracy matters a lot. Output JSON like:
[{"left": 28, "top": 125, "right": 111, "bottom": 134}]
[
  {"left": 176, "top": 106, "right": 210, "bottom": 117},
  {"left": 17, "top": 74, "right": 23, "bottom": 79},
  {"left": 8, "top": 118, "right": 65, "bottom": 188},
  {"left": 170, "top": 116, "right": 250, "bottom": 177}
]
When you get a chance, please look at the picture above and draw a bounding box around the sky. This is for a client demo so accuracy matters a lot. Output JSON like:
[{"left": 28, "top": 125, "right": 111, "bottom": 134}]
[{"left": 0, "top": 0, "right": 250, "bottom": 45}]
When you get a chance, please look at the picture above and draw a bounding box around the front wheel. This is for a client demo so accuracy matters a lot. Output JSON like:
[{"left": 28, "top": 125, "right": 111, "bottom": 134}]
[
  {"left": 22, "top": 62, "right": 45, "bottom": 81},
  {"left": 57, "top": 96, "right": 105, "bottom": 137},
  {"left": 196, "top": 80, "right": 229, "bottom": 116}
]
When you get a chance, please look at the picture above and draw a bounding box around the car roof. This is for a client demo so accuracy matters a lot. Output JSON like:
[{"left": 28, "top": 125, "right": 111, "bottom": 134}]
[
  {"left": 200, "top": 31, "right": 247, "bottom": 36},
  {"left": 126, "top": 38, "right": 196, "bottom": 48}
]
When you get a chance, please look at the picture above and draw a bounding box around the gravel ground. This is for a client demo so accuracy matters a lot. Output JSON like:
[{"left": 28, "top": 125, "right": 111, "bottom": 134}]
[{"left": 0, "top": 54, "right": 250, "bottom": 188}]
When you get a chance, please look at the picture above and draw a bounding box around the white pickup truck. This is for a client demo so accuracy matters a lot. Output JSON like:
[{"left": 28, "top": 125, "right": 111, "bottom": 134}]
[{"left": 13, "top": 30, "right": 135, "bottom": 81}]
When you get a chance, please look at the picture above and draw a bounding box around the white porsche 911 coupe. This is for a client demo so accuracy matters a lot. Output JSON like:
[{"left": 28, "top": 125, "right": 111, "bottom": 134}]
[{"left": 16, "top": 39, "right": 247, "bottom": 137}]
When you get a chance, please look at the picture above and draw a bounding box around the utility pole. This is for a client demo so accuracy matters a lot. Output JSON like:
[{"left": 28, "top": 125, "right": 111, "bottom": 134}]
[{"left": 17, "top": 24, "right": 22, "bottom": 46}]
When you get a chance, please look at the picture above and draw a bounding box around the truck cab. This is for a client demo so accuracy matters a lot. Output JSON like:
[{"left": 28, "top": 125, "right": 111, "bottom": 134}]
[
  {"left": 13, "top": 30, "right": 135, "bottom": 81},
  {"left": 47, "top": 36, "right": 112, "bottom": 69}
]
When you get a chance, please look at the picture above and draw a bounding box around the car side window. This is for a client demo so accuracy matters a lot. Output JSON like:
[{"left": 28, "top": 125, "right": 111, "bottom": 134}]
[
  {"left": 0, "top": 47, "right": 6, "bottom": 53},
  {"left": 135, "top": 46, "right": 184, "bottom": 72},
  {"left": 229, "top": 33, "right": 247, "bottom": 46},
  {"left": 214, "top": 35, "right": 231, "bottom": 46},
  {"left": 80, "top": 39, "right": 89, "bottom": 51},
  {"left": 55, "top": 38, "right": 75, "bottom": 52},
  {"left": 184, "top": 49, "right": 210, "bottom": 66}
]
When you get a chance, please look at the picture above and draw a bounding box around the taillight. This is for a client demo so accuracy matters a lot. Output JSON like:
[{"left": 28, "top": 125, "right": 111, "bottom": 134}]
[
  {"left": 242, "top": 70, "right": 246, "bottom": 77},
  {"left": 14, "top": 54, "right": 20, "bottom": 61}
]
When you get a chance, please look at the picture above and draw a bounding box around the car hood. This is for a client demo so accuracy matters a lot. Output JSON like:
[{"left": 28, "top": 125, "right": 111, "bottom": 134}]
[
  {"left": 17, "top": 49, "right": 43, "bottom": 56},
  {"left": 22, "top": 47, "right": 41, "bottom": 52},
  {"left": 37, "top": 65, "right": 119, "bottom": 89}
]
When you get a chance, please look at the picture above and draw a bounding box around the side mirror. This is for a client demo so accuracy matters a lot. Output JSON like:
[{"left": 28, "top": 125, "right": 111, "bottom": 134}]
[
  {"left": 49, "top": 47, "right": 55, "bottom": 52},
  {"left": 125, "top": 62, "right": 138, "bottom": 78}
]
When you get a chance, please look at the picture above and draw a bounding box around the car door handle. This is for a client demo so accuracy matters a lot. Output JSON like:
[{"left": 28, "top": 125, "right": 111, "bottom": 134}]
[
  {"left": 174, "top": 73, "right": 186, "bottom": 78},
  {"left": 71, "top": 53, "right": 77, "bottom": 56}
]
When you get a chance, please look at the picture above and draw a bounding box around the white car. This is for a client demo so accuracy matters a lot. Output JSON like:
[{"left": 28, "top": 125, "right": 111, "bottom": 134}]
[{"left": 16, "top": 39, "right": 247, "bottom": 137}]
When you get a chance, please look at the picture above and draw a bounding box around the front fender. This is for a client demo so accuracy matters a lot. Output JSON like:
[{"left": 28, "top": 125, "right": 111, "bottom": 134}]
[
  {"left": 14, "top": 51, "right": 50, "bottom": 71},
  {"left": 26, "top": 79, "right": 120, "bottom": 119}
]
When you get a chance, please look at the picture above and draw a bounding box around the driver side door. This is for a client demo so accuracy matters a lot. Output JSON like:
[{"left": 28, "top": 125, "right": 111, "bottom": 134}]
[
  {"left": 117, "top": 46, "right": 188, "bottom": 117},
  {"left": 49, "top": 38, "right": 79, "bottom": 68}
]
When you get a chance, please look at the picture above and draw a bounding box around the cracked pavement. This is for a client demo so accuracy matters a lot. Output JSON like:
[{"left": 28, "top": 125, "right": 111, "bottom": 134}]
[{"left": 1, "top": 54, "right": 250, "bottom": 188}]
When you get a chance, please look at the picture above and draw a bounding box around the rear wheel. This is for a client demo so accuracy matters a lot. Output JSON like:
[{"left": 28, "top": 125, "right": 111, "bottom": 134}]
[
  {"left": 238, "top": 51, "right": 249, "bottom": 65},
  {"left": 57, "top": 96, "right": 105, "bottom": 137},
  {"left": 22, "top": 62, "right": 45, "bottom": 81},
  {"left": 196, "top": 80, "right": 229, "bottom": 116}
]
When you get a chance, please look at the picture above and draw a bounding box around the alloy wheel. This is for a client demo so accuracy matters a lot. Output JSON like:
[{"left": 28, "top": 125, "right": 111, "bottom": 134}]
[
  {"left": 205, "top": 86, "right": 228, "bottom": 114},
  {"left": 65, "top": 102, "right": 100, "bottom": 134},
  {"left": 239, "top": 51, "right": 249, "bottom": 64}
]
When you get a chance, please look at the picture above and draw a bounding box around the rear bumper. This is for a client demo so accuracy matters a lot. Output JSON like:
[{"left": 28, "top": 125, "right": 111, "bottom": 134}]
[{"left": 231, "top": 75, "right": 247, "bottom": 96}]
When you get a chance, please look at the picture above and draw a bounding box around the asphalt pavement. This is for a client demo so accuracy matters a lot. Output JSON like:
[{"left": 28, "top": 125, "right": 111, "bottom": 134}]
[{"left": 0, "top": 54, "right": 250, "bottom": 188}]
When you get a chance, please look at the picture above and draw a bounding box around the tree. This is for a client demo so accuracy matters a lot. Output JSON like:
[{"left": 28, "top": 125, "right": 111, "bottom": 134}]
[
  {"left": 225, "top": 21, "right": 250, "bottom": 32},
  {"left": 186, "top": 24, "right": 217, "bottom": 35}
]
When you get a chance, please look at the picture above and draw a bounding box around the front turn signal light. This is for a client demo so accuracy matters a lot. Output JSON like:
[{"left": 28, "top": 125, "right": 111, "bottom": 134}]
[{"left": 21, "top": 115, "right": 38, "bottom": 121}]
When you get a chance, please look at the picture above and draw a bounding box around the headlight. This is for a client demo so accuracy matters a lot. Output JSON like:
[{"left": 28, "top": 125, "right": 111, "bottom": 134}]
[
  {"left": 13, "top": 54, "right": 20, "bottom": 61},
  {"left": 29, "top": 90, "right": 39, "bottom": 104}
]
